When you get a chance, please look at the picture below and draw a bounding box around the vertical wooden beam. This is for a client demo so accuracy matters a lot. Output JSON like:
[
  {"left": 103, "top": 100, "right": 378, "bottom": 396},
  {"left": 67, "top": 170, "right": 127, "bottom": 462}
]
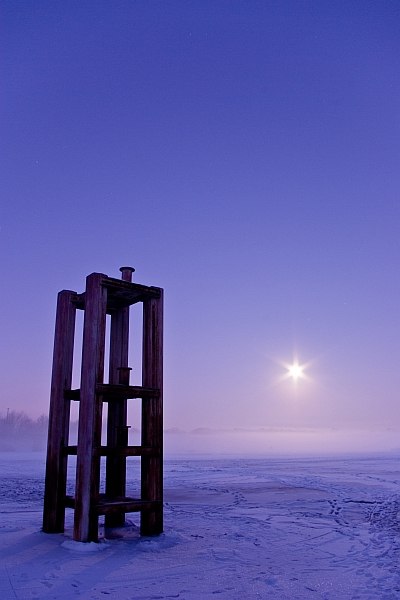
[
  {"left": 105, "top": 267, "right": 134, "bottom": 528},
  {"left": 141, "top": 290, "right": 163, "bottom": 536},
  {"left": 43, "top": 290, "right": 76, "bottom": 533},
  {"left": 105, "top": 306, "right": 128, "bottom": 528},
  {"left": 74, "top": 273, "right": 107, "bottom": 542}
]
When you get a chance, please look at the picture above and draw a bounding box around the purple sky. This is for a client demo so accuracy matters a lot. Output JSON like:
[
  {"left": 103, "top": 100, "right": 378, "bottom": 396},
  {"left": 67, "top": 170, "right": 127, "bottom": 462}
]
[{"left": 1, "top": 1, "right": 400, "bottom": 434}]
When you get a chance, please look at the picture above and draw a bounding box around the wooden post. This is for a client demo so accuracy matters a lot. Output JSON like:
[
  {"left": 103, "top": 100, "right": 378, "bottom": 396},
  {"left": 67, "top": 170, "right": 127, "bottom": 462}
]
[
  {"left": 43, "top": 290, "right": 76, "bottom": 532},
  {"left": 105, "top": 267, "right": 134, "bottom": 528},
  {"left": 74, "top": 273, "right": 107, "bottom": 542},
  {"left": 141, "top": 290, "right": 163, "bottom": 535}
]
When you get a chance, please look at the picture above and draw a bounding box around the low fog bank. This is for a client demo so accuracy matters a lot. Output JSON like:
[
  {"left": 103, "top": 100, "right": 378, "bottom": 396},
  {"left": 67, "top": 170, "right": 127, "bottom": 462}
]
[
  {"left": 164, "top": 427, "right": 400, "bottom": 457},
  {"left": 0, "top": 411, "right": 49, "bottom": 452},
  {"left": 2, "top": 411, "right": 399, "bottom": 457}
]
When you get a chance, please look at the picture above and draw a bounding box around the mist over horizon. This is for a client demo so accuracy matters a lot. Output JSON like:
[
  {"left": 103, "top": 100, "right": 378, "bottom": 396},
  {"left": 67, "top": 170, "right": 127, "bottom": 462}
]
[{"left": 2, "top": 409, "right": 399, "bottom": 457}]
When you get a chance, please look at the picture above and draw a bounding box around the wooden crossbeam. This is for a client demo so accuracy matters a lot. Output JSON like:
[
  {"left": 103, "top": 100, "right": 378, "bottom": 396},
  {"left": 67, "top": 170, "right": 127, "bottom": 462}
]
[
  {"left": 72, "top": 279, "right": 161, "bottom": 312},
  {"left": 65, "top": 495, "right": 162, "bottom": 515},
  {"left": 65, "top": 385, "right": 160, "bottom": 401},
  {"left": 64, "top": 446, "right": 160, "bottom": 457}
]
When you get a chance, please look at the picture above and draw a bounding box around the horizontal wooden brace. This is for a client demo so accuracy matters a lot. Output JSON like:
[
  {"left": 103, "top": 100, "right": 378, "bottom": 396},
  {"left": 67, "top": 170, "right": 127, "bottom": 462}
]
[
  {"left": 71, "top": 293, "right": 85, "bottom": 309},
  {"left": 97, "top": 384, "right": 160, "bottom": 399},
  {"left": 65, "top": 384, "right": 160, "bottom": 401},
  {"left": 71, "top": 278, "right": 161, "bottom": 312},
  {"left": 96, "top": 498, "right": 162, "bottom": 516},
  {"left": 102, "top": 277, "right": 161, "bottom": 297},
  {"left": 64, "top": 495, "right": 162, "bottom": 515},
  {"left": 64, "top": 446, "right": 160, "bottom": 457}
]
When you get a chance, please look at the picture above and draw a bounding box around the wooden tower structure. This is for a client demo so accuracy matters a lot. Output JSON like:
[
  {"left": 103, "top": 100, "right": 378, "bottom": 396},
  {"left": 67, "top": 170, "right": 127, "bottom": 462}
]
[{"left": 43, "top": 267, "right": 163, "bottom": 542}]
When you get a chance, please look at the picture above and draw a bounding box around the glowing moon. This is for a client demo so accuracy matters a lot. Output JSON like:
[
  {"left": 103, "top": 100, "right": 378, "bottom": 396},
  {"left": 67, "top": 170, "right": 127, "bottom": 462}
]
[{"left": 286, "top": 362, "right": 305, "bottom": 381}]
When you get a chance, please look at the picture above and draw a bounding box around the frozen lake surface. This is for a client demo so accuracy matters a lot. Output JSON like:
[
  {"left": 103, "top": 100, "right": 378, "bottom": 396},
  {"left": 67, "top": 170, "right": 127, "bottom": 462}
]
[{"left": 1, "top": 452, "right": 400, "bottom": 599}]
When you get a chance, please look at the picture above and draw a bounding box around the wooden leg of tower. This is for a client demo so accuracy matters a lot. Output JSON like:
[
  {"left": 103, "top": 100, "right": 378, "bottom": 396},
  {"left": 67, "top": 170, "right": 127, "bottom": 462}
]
[
  {"left": 141, "top": 292, "right": 163, "bottom": 536},
  {"left": 105, "top": 267, "right": 133, "bottom": 528},
  {"left": 74, "top": 273, "right": 107, "bottom": 542},
  {"left": 43, "top": 290, "right": 76, "bottom": 533},
  {"left": 105, "top": 307, "right": 129, "bottom": 528}
]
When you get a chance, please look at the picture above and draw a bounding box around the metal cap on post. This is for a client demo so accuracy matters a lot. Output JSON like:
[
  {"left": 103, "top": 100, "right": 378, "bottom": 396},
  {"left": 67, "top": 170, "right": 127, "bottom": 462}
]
[{"left": 120, "top": 267, "right": 135, "bottom": 282}]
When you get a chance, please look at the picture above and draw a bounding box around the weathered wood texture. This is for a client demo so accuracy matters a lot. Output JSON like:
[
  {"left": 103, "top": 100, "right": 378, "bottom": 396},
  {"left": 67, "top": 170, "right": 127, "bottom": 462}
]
[
  {"left": 65, "top": 445, "right": 159, "bottom": 457},
  {"left": 65, "top": 495, "right": 161, "bottom": 515},
  {"left": 44, "top": 269, "right": 163, "bottom": 543},
  {"left": 73, "top": 273, "right": 107, "bottom": 542},
  {"left": 72, "top": 279, "right": 160, "bottom": 312},
  {"left": 105, "top": 267, "right": 134, "bottom": 528},
  {"left": 43, "top": 291, "right": 76, "bottom": 533},
  {"left": 66, "top": 384, "right": 159, "bottom": 400},
  {"left": 141, "top": 290, "right": 163, "bottom": 536}
]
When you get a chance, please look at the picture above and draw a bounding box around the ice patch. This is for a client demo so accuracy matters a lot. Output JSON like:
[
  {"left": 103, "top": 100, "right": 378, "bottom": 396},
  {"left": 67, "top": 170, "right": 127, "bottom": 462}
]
[
  {"left": 136, "top": 531, "right": 182, "bottom": 552},
  {"left": 61, "top": 539, "right": 110, "bottom": 552},
  {"left": 103, "top": 519, "right": 140, "bottom": 540}
]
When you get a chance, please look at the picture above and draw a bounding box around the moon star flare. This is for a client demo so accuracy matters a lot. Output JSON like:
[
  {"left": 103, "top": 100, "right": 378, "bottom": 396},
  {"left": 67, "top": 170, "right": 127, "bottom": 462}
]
[{"left": 285, "top": 361, "right": 306, "bottom": 382}]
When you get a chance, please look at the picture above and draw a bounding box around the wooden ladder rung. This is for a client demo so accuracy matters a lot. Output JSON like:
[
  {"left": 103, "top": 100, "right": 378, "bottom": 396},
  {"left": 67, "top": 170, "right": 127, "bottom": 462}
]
[
  {"left": 96, "top": 497, "right": 162, "bottom": 516},
  {"left": 97, "top": 384, "right": 160, "bottom": 400},
  {"left": 64, "top": 495, "right": 161, "bottom": 515},
  {"left": 64, "top": 385, "right": 160, "bottom": 401},
  {"left": 64, "top": 446, "right": 160, "bottom": 457}
]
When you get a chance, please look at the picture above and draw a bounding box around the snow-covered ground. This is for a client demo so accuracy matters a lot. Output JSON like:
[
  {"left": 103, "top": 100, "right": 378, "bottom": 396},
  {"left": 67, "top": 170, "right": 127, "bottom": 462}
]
[{"left": 1, "top": 451, "right": 400, "bottom": 599}]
